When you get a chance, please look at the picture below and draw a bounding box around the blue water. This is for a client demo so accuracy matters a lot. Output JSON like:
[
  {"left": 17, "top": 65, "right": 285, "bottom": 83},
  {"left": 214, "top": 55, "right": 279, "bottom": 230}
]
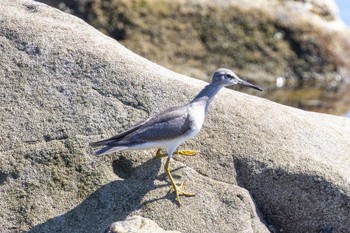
[{"left": 346, "top": 110, "right": 350, "bottom": 118}]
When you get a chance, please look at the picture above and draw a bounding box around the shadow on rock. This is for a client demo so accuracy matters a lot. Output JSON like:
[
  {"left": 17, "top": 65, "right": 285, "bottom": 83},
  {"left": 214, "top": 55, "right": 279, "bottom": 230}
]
[
  {"left": 28, "top": 156, "right": 163, "bottom": 233},
  {"left": 234, "top": 158, "right": 350, "bottom": 233}
]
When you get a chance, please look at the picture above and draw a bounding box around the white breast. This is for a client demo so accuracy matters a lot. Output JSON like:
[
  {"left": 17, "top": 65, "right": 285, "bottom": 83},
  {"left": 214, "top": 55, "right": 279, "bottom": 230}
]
[{"left": 187, "top": 102, "right": 206, "bottom": 138}]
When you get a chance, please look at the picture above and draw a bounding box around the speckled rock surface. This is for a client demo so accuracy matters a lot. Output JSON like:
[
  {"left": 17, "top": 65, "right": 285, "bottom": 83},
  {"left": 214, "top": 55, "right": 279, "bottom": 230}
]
[
  {"left": 0, "top": 1, "right": 350, "bottom": 233},
  {"left": 107, "top": 216, "right": 181, "bottom": 233}
]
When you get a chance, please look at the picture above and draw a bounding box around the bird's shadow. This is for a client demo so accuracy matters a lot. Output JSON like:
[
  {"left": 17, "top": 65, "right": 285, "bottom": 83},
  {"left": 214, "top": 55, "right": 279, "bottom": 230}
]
[{"left": 27, "top": 156, "right": 167, "bottom": 233}]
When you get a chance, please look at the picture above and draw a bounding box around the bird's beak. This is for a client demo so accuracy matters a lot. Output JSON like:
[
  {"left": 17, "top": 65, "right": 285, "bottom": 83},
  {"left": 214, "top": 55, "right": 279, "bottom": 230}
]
[{"left": 237, "top": 78, "right": 263, "bottom": 91}]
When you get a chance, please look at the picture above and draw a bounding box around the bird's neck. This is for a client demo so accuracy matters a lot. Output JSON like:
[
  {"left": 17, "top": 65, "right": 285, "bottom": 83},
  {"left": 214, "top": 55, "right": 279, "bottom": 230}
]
[{"left": 190, "top": 82, "right": 223, "bottom": 113}]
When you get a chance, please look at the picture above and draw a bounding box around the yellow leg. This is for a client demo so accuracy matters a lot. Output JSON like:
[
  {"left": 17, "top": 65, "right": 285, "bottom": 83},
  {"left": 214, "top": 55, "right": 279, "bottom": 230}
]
[
  {"left": 155, "top": 148, "right": 199, "bottom": 158},
  {"left": 164, "top": 157, "right": 195, "bottom": 206}
]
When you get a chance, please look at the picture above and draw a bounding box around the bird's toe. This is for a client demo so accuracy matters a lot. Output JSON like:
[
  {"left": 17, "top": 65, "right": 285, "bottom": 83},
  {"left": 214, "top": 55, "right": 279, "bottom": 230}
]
[{"left": 176, "top": 150, "right": 200, "bottom": 156}]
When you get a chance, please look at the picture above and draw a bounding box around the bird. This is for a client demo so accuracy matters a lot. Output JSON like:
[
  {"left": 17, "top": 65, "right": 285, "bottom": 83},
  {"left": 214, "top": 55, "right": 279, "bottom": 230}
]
[{"left": 90, "top": 68, "right": 262, "bottom": 205}]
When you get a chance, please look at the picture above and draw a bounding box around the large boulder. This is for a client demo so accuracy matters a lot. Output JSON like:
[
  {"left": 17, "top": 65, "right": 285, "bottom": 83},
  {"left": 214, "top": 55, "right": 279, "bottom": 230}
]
[
  {"left": 37, "top": 0, "right": 350, "bottom": 81},
  {"left": 0, "top": 1, "right": 349, "bottom": 233},
  {"left": 38, "top": 0, "right": 350, "bottom": 116}
]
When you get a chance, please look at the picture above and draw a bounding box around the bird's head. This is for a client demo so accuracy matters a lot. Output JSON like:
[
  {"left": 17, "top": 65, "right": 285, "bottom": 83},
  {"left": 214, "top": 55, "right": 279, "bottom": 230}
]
[{"left": 211, "top": 68, "right": 262, "bottom": 91}]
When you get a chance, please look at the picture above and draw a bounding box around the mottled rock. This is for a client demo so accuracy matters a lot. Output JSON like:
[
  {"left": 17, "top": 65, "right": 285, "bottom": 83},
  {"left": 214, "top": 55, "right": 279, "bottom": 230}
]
[
  {"left": 107, "top": 216, "right": 181, "bottom": 233},
  {"left": 0, "top": 1, "right": 350, "bottom": 233},
  {"left": 0, "top": 1, "right": 268, "bottom": 232}
]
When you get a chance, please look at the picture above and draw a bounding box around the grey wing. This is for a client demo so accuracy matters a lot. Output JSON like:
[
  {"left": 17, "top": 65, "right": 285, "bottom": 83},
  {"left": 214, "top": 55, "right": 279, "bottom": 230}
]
[
  {"left": 90, "top": 105, "right": 191, "bottom": 147},
  {"left": 114, "top": 106, "right": 192, "bottom": 145},
  {"left": 90, "top": 118, "right": 150, "bottom": 147}
]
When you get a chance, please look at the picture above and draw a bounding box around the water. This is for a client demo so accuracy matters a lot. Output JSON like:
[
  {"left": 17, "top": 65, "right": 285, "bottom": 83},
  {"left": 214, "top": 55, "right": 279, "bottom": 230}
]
[
  {"left": 346, "top": 110, "right": 350, "bottom": 118},
  {"left": 235, "top": 82, "right": 350, "bottom": 116},
  {"left": 254, "top": 76, "right": 350, "bottom": 116}
]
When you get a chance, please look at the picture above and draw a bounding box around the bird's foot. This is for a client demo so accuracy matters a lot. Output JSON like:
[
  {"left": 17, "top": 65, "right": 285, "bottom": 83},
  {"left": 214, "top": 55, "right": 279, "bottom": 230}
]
[
  {"left": 175, "top": 150, "right": 199, "bottom": 156},
  {"left": 155, "top": 148, "right": 199, "bottom": 158},
  {"left": 169, "top": 181, "right": 196, "bottom": 206}
]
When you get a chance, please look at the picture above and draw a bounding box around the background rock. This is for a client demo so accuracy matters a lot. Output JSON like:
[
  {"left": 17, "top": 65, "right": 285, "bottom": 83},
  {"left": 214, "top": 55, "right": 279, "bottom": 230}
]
[
  {"left": 38, "top": 0, "right": 350, "bottom": 115},
  {"left": 0, "top": 1, "right": 350, "bottom": 233},
  {"left": 37, "top": 0, "right": 350, "bottom": 80}
]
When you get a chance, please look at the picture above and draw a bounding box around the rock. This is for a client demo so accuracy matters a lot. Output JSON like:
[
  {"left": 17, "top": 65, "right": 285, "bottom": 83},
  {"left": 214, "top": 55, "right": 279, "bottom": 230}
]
[
  {"left": 37, "top": 0, "right": 350, "bottom": 116},
  {"left": 37, "top": 0, "right": 350, "bottom": 82},
  {"left": 0, "top": 1, "right": 268, "bottom": 232},
  {"left": 0, "top": 1, "right": 350, "bottom": 233},
  {"left": 107, "top": 216, "right": 181, "bottom": 233}
]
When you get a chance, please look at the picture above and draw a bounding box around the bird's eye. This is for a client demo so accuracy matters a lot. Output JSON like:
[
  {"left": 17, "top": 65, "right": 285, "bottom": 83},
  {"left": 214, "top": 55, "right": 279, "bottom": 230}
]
[{"left": 226, "top": 74, "right": 233, "bottom": 80}]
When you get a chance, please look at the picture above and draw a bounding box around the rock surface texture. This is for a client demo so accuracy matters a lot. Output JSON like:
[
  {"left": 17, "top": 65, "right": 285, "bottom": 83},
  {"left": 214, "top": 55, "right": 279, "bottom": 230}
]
[
  {"left": 0, "top": 1, "right": 350, "bottom": 233},
  {"left": 107, "top": 216, "right": 181, "bottom": 233},
  {"left": 38, "top": 0, "right": 350, "bottom": 116}
]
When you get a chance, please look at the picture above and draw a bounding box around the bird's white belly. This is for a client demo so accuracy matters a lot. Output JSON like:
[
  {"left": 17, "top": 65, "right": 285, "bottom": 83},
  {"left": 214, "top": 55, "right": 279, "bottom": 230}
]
[{"left": 128, "top": 136, "right": 190, "bottom": 153}]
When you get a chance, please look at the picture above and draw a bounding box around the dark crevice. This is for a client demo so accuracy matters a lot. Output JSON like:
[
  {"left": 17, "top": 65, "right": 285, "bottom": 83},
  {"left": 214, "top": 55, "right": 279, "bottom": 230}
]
[
  {"left": 43, "top": 129, "right": 69, "bottom": 142},
  {"left": 233, "top": 158, "right": 272, "bottom": 231},
  {"left": 91, "top": 86, "right": 149, "bottom": 114}
]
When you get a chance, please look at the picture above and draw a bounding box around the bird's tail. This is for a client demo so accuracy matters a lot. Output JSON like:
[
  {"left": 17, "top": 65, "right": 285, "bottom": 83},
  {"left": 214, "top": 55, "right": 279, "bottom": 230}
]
[
  {"left": 90, "top": 138, "right": 116, "bottom": 147},
  {"left": 93, "top": 146, "right": 128, "bottom": 156}
]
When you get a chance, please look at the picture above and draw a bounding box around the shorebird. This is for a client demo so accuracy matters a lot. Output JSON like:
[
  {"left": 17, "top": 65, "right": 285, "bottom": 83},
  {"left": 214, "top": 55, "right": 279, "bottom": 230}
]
[{"left": 90, "top": 68, "right": 262, "bottom": 205}]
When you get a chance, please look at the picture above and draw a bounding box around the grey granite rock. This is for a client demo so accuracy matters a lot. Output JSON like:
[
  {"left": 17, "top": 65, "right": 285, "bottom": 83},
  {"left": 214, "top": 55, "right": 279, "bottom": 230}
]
[
  {"left": 0, "top": 1, "right": 349, "bottom": 233},
  {"left": 107, "top": 216, "right": 181, "bottom": 233}
]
